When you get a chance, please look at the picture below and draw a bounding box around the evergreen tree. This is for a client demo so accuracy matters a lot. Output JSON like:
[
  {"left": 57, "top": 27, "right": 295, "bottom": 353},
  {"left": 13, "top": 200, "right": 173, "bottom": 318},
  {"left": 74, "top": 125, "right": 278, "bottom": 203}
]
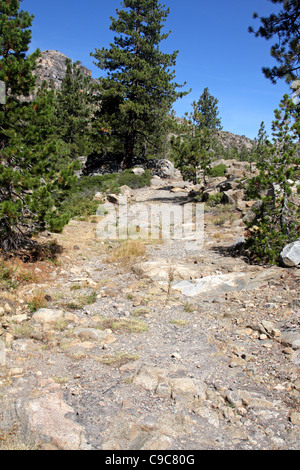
[
  {"left": 245, "top": 94, "right": 300, "bottom": 264},
  {"left": 56, "top": 59, "right": 93, "bottom": 158},
  {"left": 246, "top": 121, "right": 270, "bottom": 173},
  {"left": 171, "top": 124, "right": 213, "bottom": 185},
  {"left": 192, "top": 87, "right": 222, "bottom": 131},
  {"left": 0, "top": 0, "right": 40, "bottom": 149},
  {"left": 249, "top": 0, "right": 300, "bottom": 84},
  {"left": 0, "top": 1, "right": 76, "bottom": 252},
  {"left": 91, "top": 0, "right": 188, "bottom": 168},
  {"left": 171, "top": 100, "right": 216, "bottom": 185}
]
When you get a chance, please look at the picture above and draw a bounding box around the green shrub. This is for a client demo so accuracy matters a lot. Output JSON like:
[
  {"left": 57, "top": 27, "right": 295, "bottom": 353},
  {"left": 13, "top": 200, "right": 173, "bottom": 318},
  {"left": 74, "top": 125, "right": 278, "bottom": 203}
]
[
  {"left": 206, "top": 193, "right": 223, "bottom": 206},
  {"left": 208, "top": 164, "right": 226, "bottom": 177},
  {"left": 117, "top": 169, "right": 151, "bottom": 189},
  {"left": 48, "top": 170, "right": 152, "bottom": 232}
]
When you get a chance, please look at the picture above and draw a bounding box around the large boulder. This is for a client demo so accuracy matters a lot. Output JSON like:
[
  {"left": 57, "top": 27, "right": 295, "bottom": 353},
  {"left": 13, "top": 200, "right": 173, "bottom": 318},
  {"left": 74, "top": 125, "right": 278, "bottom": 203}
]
[
  {"left": 146, "top": 159, "right": 176, "bottom": 178},
  {"left": 31, "top": 308, "right": 65, "bottom": 325},
  {"left": 280, "top": 241, "right": 300, "bottom": 267},
  {"left": 132, "top": 167, "right": 145, "bottom": 176},
  {"left": 242, "top": 199, "right": 263, "bottom": 224},
  {"left": 221, "top": 189, "right": 245, "bottom": 205}
]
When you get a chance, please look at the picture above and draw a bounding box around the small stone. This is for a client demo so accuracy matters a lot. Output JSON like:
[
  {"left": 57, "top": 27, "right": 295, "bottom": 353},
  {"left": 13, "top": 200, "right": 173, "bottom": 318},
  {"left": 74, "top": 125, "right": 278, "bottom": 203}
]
[
  {"left": 264, "top": 302, "right": 276, "bottom": 309},
  {"left": 259, "top": 334, "right": 268, "bottom": 340},
  {"left": 9, "top": 368, "right": 24, "bottom": 377},
  {"left": 93, "top": 192, "right": 103, "bottom": 201},
  {"left": 72, "top": 327, "right": 116, "bottom": 345},
  {"left": 289, "top": 412, "right": 300, "bottom": 425},
  {"left": 292, "top": 339, "right": 300, "bottom": 350},
  {"left": 11, "top": 339, "right": 39, "bottom": 352},
  {"left": 169, "top": 377, "right": 197, "bottom": 400},
  {"left": 11, "top": 314, "right": 28, "bottom": 324},
  {"left": 171, "top": 352, "right": 181, "bottom": 360},
  {"left": 261, "top": 320, "right": 281, "bottom": 337},
  {"left": 31, "top": 308, "right": 65, "bottom": 325},
  {"left": 155, "top": 382, "right": 172, "bottom": 398},
  {"left": 274, "top": 384, "right": 285, "bottom": 391},
  {"left": 262, "top": 342, "right": 273, "bottom": 349}
]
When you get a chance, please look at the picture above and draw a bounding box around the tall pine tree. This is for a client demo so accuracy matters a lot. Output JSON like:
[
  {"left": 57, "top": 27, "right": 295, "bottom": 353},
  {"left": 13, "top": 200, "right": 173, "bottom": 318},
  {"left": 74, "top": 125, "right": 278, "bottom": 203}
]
[
  {"left": 0, "top": 1, "right": 76, "bottom": 252},
  {"left": 91, "top": 0, "right": 188, "bottom": 168},
  {"left": 0, "top": 0, "right": 40, "bottom": 149},
  {"left": 192, "top": 87, "right": 222, "bottom": 131},
  {"left": 56, "top": 59, "right": 93, "bottom": 158},
  {"left": 171, "top": 88, "right": 222, "bottom": 185},
  {"left": 245, "top": 95, "right": 300, "bottom": 264}
]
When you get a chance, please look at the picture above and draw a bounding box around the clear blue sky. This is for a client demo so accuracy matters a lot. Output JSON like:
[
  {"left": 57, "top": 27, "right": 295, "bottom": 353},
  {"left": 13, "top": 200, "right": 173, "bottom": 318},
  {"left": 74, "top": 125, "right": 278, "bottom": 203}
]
[{"left": 22, "top": 0, "right": 289, "bottom": 140}]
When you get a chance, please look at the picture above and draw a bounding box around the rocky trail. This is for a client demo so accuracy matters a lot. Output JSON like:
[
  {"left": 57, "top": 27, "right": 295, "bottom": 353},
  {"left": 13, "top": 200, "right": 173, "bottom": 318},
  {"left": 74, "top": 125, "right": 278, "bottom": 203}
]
[{"left": 0, "top": 174, "right": 299, "bottom": 450}]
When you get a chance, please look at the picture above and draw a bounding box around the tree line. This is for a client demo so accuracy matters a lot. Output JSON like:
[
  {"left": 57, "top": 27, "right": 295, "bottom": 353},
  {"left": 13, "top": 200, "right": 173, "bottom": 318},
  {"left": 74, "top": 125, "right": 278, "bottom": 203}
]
[{"left": 0, "top": 0, "right": 299, "bottom": 264}]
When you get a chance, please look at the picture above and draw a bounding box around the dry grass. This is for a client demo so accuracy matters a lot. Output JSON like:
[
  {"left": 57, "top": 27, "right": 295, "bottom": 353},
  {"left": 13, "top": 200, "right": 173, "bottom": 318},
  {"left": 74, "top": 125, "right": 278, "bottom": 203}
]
[
  {"left": 105, "top": 239, "right": 147, "bottom": 265},
  {"left": 63, "top": 291, "right": 97, "bottom": 311},
  {"left": 170, "top": 319, "right": 188, "bottom": 326},
  {"left": 211, "top": 211, "right": 238, "bottom": 227},
  {"left": 96, "top": 351, "right": 139, "bottom": 367},
  {"left": 0, "top": 422, "right": 39, "bottom": 450},
  {"left": 27, "top": 289, "right": 48, "bottom": 313},
  {"left": 96, "top": 317, "right": 148, "bottom": 334},
  {"left": 0, "top": 258, "right": 37, "bottom": 290}
]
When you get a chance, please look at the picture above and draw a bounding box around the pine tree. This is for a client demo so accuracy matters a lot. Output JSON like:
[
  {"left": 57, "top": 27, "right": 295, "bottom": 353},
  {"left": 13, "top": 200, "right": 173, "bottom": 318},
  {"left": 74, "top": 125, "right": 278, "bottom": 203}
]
[
  {"left": 0, "top": 1, "right": 76, "bottom": 252},
  {"left": 171, "top": 102, "right": 215, "bottom": 185},
  {"left": 0, "top": 0, "right": 40, "bottom": 149},
  {"left": 249, "top": 0, "right": 300, "bottom": 84},
  {"left": 56, "top": 59, "right": 93, "bottom": 158},
  {"left": 245, "top": 94, "right": 300, "bottom": 264},
  {"left": 249, "top": 121, "right": 269, "bottom": 172},
  {"left": 171, "top": 89, "right": 222, "bottom": 185},
  {"left": 91, "top": 0, "right": 188, "bottom": 168},
  {"left": 192, "top": 87, "right": 222, "bottom": 131}
]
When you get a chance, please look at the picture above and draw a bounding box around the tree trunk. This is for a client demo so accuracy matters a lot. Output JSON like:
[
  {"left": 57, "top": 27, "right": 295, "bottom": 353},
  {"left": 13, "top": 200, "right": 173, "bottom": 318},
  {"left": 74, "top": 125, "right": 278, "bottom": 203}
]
[
  {"left": 122, "top": 137, "right": 135, "bottom": 169},
  {"left": 122, "top": 110, "right": 137, "bottom": 169}
]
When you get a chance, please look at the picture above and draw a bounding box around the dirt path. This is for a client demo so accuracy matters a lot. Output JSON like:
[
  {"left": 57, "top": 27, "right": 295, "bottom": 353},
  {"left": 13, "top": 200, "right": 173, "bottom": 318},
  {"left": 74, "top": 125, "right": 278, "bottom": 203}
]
[{"left": 0, "top": 177, "right": 299, "bottom": 450}]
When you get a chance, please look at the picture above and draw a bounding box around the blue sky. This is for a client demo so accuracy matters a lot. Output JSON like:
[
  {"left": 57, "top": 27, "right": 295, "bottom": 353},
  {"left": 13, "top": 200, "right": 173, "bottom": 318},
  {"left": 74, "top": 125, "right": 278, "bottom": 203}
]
[{"left": 22, "top": 0, "right": 289, "bottom": 139}]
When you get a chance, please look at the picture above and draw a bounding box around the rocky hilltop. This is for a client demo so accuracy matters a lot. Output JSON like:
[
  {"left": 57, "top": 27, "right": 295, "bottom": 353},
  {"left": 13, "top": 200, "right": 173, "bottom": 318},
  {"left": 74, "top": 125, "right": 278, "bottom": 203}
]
[
  {"left": 216, "top": 130, "right": 254, "bottom": 152},
  {"left": 173, "top": 118, "right": 254, "bottom": 154},
  {"left": 28, "top": 50, "right": 97, "bottom": 98}
]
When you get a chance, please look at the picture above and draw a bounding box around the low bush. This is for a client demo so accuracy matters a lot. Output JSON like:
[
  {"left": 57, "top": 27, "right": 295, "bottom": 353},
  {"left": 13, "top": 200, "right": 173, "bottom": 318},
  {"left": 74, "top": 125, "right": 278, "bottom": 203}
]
[
  {"left": 117, "top": 169, "right": 151, "bottom": 189},
  {"left": 208, "top": 163, "right": 226, "bottom": 177},
  {"left": 49, "top": 170, "right": 152, "bottom": 232},
  {"left": 206, "top": 193, "right": 223, "bottom": 206}
]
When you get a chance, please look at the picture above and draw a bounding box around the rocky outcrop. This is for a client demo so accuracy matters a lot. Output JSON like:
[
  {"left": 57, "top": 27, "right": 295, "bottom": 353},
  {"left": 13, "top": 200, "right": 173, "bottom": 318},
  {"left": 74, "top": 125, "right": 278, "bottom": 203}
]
[
  {"left": 26, "top": 50, "right": 98, "bottom": 100},
  {"left": 216, "top": 130, "right": 254, "bottom": 153},
  {"left": 173, "top": 118, "right": 255, "bottom": 155},
  {"left": 82, "top": 152, "right": 179, "bottom": 178},
  {"left": 35, "top": 50, "right": 91, "bottom": 89}
]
